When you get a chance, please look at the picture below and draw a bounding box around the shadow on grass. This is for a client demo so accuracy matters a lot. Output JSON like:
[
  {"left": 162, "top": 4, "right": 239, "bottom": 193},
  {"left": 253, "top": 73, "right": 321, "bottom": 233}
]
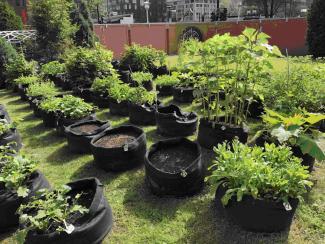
[
  {"left": 46, "top": 144, "right": 85, "bottom": 164},
  {"left": 181, "top": 200, "right": 290, "bottom": 244}
]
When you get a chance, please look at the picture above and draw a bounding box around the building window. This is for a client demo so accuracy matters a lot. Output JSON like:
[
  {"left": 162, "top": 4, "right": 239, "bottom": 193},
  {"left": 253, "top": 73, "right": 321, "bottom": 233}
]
[
  {"left": 22, "top": 0, "right": 26, "bottom": 7},
  {"left": 16, "top": 0, "right": 20, "bottom": 6}
]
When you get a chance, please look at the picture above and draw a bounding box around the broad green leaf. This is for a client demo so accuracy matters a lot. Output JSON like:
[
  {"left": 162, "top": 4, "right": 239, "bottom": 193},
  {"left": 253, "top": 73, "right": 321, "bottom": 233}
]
[{"left": 297, "top": 135, "right": 325, "bottom": 161}]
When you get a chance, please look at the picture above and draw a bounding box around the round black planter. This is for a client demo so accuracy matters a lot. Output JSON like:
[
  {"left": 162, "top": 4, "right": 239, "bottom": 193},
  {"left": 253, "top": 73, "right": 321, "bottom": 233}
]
[
  {"left": 198, "top": 118, "right": 249, "bottom": 150},
  {"left": 28, "top": 97, "right": 43, "bottom": 118},
  {"left": 172, "top": 86, "right": 194, "bottom": 103},
  {"left": 318, "top": 119, "right": 325, "bottom": 132},
  {"left": 246, "top": 98, "right": 264, "bottom": 119},
  {"left": 56, "top": 114, "right": 96, "bottom": 137},
  {"left": 0, "top": 170, "right": 50, "bottom": 233},
  {"left": 129, "top": 102, "right": 161, "bottom": 126},
  {"left": 0, "top": 128, "right": 22, "bottom": 152},
  {"left": 18, "top": 84, "right": 29, "bottom": 101},
  {"left": 108, "top": 98, "right": 129, "bottom": 116},
  {"left": 73, "top": 87, "right": 93, "bottom": 103},
  {"left": 0, "top": 104, "right": 11, "bottom": 123},
  {"left": 291, "top": 146, "right": 315, "bottom": 173},
  {"left": 65, "top": 120, "right": 111, "bottom": 154},
  {"left": 91, "top": 93, "right": 110, "bottom": 108},
  {"left": 155, "top": 105, "right": 198, "bottom": 137},
  {"left": 145, "top": 138, "right": 204, "bottom": 196},
  {"left": 150, "top": 66, "right": 168, "bottom": 78},
  {"left": 215, "top": 184, "right": 299, "bottom": 232},
  {"left": 90, "top": 126, "right": 147, "bottom": 172},
  {"left": 40, "top": 110, "right": 58, "bottom": 128},
  {"left": 24, "top": 178, "right": 113, "bottom": 244},
  {"left": 157, "top": 85, "right": 173, "bottom": 96},
  {"left": 118, "top": 70, "right": 131, "bottom": 83}
]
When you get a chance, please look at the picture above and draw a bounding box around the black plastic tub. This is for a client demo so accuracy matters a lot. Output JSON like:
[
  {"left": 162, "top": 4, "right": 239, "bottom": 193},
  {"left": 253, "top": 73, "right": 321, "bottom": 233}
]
[
  {"left": 40, "top": 110, "right": 57, "bottom": 128},
  {"left": 145, "top": 138, "right": 204, "bottom": 196},
  {"left": 0, "top": 170, "right": 50, "bottom": 233},
  {"left": 56, "top": 114, "right": 96, "bottom": 137},
  {"left": 0, "top": 104, "right": 11, "bottom": 123},
  {"left": 24, "top": 178, "right": 113, "bottom": 244},
  {"left": 129, "top": 102, "right": 162, "bottom": 126},
  {"left": 198, "top": 118, "right": 248, "bottom": 150},
  {"left": 108, "top": 98, "right": 129, "bottom": 116},
  {"left": 91, "top": 126, "right": 147, "bottom": 172},
  {"left": 155, "top": 105, "right": 198, "bottom": 137},
  {"left": 0, "top": 128, "right": 22, "bottom": 152},
  {"left": 157, "top": 85, "right": 173, "bottom": 96},
  {"left": 172, "top": 86, "right": 194, "bottom": 103},
  {"left": 215, "top": 184, "right": 299, "bottom": 233},
  {"left": 65, "top": 120, "right": 111, "bottom": 154}
]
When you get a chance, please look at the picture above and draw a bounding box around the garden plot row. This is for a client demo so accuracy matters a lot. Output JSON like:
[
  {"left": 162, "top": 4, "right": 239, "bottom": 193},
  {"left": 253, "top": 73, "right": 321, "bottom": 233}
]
[
  {"left": 1, "top": 28, "right": 324, "bottom": 242},
  {"left": 0, "top": 105, "right": 113, "bottom": 243}
]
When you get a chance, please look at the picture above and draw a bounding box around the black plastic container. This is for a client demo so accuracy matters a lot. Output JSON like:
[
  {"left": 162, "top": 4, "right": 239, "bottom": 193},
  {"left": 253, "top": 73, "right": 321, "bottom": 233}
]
[
  {"left": 172, "top": 86, "right": 194, "bottom": 103},
  {"left": 91, "top": 126, "right": 147, "bottom": 172},
  {"left": 198, "top": 118, "right": 248, "bottom": 150},
  {"left": 65, "top": 120, "right": 111, "bottom": 154},
  {"left": 0, "top": 128, "right": 22, "bottom": 152},
  {"left": 0, "top": 170, "right": 50, "bottom": 233},
  {"left": 155, "top": 105, "right": 198, "bottom": 137},
  {"left": 108, "top": 98, "right": 129, "bottom": 116},
  {"left": 215, "top": 184, "right": 299, "bottom": 233},
  {"left": 128, "top": 102, "right": 161, "bottom": 126},
  {"left": 24, "top": 178, "right": 113, "bottom": 244},
  {"left": 145, "top": 138, "right": 204, "bottom": 196},
  {"left": 157, "top": 85, "right": 173, "bottom": 96}
]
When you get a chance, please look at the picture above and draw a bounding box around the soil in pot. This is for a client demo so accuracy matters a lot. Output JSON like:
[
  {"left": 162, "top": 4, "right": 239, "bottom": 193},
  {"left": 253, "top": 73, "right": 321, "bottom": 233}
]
[
  {"left": 56, "top": 114, "right": 96, "bottom": 137},
  {"left": 156, "top": 104, "right": 198, "bottom": 137},
  {"left": 91, "top": 126, "right": 147, "bottom": 172},
  {"left": 145, "top": 138, "right": 204, "bottom": 196},
  {"left": 65, "top": 120, "right": 110, "bottom": 154},
  {"left": 24, "top": 178, "right": 113, "bottom": 244},
  {"left": 215, "top": 184, "right": 299, "bottom": 233},
  {"left": 198, "top": 118, "right": 248, "bottom": 150},
  {"left": 172, "top": 86, "right": 194, "bottom": 103}
]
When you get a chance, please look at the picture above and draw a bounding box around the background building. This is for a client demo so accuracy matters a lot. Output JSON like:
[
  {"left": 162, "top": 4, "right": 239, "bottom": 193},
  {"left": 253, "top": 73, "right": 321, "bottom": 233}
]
[{"left": 6, "top": 0, "right": 28, "bottom": 24}]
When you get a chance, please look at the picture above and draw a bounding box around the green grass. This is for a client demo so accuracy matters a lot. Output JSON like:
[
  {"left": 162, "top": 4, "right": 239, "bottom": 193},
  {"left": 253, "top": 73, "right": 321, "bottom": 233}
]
[{"left": 0, "top": 57, "right": 324, "bottom": 243}]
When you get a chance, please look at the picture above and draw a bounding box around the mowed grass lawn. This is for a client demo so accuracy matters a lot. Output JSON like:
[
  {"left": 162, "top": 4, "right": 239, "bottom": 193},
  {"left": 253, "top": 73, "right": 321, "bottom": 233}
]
[{"left": 0, "top": 57, "right": 324, "bottom": 244}]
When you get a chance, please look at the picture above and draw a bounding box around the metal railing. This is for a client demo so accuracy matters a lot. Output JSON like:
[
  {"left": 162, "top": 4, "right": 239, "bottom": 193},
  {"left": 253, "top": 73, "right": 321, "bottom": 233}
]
[{"left": 0, "top": 30, "right": 36, "bottom": 44}]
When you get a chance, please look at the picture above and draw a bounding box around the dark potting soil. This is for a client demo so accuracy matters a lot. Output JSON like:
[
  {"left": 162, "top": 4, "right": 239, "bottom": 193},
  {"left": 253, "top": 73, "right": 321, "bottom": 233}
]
[
  {"left": 94, "top": 132, "right": 138, "bottom": 148},
  {"left": 72, "top": 124, "right": 101, "bottom": 134},
  {"left": 149, "top": 145, "right": 197, "bottom": 174}
]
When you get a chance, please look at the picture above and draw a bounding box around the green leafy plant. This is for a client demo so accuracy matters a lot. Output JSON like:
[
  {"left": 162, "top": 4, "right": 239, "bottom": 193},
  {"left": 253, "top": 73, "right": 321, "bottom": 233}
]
[
  {"left": 207, "top": 140, "right": 313, "bottom": 206},
  {"left": 26, "top": 82, "right": 58, "bottom": 98},
  {"left": 17, "top": 185, "right": 88, "bottom": 241},
  {"left": 91, "top": 75, "right": 122, "bottom": 96},
  {"left": 154, "top": 74, "right": 179, "bottom": 86},
  {"left": 56, "top": 95, "right": 94, "bottom": 119},
  {"left": 13, "top": 76, "right": 40, "bottom": 86},
  {"left": 128, "top": 87, "right": 156, "bottom": 105},
  {"left": 174, "top": 72, "right": 195, "bottom": 88},
  {"left": 131, "top": 72, "right": 153, "bottom": 86},
  {"left": 5, "top": 54, "right": 37, "bottom": 83},
  {"left": 108, "top": 83, "right": 131, "bottom": 103},
  {"left": 181, "top": 28, "right": 282, "bottom": 126},
  {"left": 39, "top": 97, "right": 62, "bottom": 113},
  {"left": 0, "top": 0, "right": 23, "bottom": 31},
  {"left": 0, "top": 37, "right": 18, "bottom": 82},
  {"left": 255, "top": 110, "right": 325, "bottom": 161},
  {"left": 0, "top": 155, "right": 37, "bottom": 198},
  {"left": 63, "top": 44, "right": 116, "bottom": 89},
  {"left": 120, "top": 44, "right": 166, "bottom": 72},
  {"left": 0, "top": 119, "right": 14, "bottom": 136},
  {"left": 41, "top": 61, "right": 66, "bottom": 77}
]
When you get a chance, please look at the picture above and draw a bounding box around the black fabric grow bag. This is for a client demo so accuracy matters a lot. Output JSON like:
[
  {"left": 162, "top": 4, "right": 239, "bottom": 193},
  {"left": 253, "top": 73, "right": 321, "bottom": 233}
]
[
  {"left": 40, "top": 110, "right": 58, "bottom": 128},
  {"left": 18, "top": 84, "right": 29, "bottom": 101},
  {"left": 56, "top": 114, "right": 96, "bottom": 137},
  {"left": 24, "top": 178, "right": 113, "bottom": 244},
  {"left": 198, "top": 118, "right": 248, "bottom": 150},
  {"left": 108, "top": 98, "right": 129, "bottom": 116},
  {"left": 0, "top": 128, "right": 22, "bottom": 152},
  {"left": 73, "top": 87, "right": 93, "bottom": 103},
  {"left": 65, "top": 120, "right": 111, "bottom": 154},
  {"left": 118, "top": 70, "right": 131, "bottom": 83},
  {"left": 0, "top": 170, "right": 50, "bottom": 233},
  {"left": 150, "top": 66, "right": 168, "bottom": 78},
  {"left": 157, "top": 85, "right": 173, "bottom": 96},
  {"left": 291, "top": 146, "right": 315, "bottom": 173},
  {"left": 172, "top": 86, "right": 194, "bottom": 103},
  {"left": 155, "top": 105, "right": 198, "bottom": 137},
  {"left": 128, "top": 102, "right": 162, "bottom": 126},
  {"left": 145, "top": 138, "right": 204, "bottom": 196},
  {"left": 91, "top": 93, "right": 110, "bottom": 108},
  {"left": 90, "top": 126, "right": 147, "bottom": 172},
  {"left": 0, "top": 104, "right": 11, "bottom": 123},
  {"left": 215, "top": 184, "right": 299, "bottom": 233},
  {"left": 246, "top": 98, "right": 264, "bottom": 119}
]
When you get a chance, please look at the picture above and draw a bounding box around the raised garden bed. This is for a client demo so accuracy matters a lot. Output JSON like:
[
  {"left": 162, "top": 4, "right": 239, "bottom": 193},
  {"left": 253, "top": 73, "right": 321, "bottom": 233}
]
[{"left": 145, "top": 138, "right": 204, "bottom": 196}]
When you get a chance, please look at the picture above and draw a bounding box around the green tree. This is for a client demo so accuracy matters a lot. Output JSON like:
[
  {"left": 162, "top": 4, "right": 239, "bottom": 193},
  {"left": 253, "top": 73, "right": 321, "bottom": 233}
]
[
  {"left": 30, "top": 0, "right": 76, "bottom": 61},
  {"left": 70, "top": 0, "right": 95, "bottom": 47},
  {"left": 307, "top": 0, "right": 325, "bottom": 58},
  {"left": 0, "top": 0, "right": 23, "bottom": 31},
  {"left": 0, "top": 37, "right": 18, "bottom": 86}
]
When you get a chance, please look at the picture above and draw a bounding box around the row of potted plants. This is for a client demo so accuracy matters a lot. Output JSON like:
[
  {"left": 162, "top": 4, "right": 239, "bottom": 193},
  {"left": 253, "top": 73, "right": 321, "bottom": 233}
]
[{"left": 0, "top": 108, "right": 113, "bottom": 244}]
